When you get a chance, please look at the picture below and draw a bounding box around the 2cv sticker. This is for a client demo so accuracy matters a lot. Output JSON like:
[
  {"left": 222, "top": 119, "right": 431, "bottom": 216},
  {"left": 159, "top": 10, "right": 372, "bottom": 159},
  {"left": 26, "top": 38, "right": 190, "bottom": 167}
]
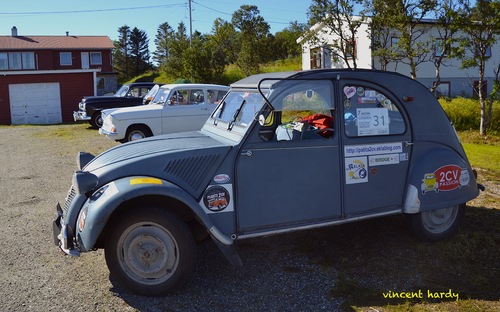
[{"left": 421, "top": 164, "right": 470, "bottom": 195}]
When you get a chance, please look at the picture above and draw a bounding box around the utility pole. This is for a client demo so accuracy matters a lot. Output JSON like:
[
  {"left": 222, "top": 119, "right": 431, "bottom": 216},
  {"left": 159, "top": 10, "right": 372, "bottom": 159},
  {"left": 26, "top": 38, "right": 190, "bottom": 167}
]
[{"left": 188, "top": 0, "right": 192, "bottom": 45}]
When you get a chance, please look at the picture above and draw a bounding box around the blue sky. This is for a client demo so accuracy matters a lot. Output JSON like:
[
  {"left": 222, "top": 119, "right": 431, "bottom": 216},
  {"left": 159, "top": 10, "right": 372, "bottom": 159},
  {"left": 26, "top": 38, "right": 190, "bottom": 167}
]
[{"left": 0, "top": 0, "right": 311, "bottom": 51}]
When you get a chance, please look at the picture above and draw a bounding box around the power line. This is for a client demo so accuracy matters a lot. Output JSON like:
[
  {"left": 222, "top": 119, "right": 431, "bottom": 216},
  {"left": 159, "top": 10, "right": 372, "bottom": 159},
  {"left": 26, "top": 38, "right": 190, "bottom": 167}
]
[{"left": 0, "top": 4, "right": 186, "bottom": 15}]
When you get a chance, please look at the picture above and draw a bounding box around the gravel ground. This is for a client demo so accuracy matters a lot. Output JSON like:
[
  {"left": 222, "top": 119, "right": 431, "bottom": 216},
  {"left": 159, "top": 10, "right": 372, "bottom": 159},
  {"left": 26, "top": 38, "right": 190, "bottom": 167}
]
[
  {"left": 0, "top": 125, "right": 346, "bottom": 311},
  {"left": 0, "top": 125, "right": 497, "bottom": 311}
]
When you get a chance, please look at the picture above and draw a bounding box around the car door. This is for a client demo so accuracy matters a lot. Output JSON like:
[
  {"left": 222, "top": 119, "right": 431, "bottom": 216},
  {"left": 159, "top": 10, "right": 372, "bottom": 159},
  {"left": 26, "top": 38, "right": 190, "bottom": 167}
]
[
  {"left": 340, "top": 80, "right": 412, "bottom": 217},
  {"left": 161, "top": 88, "right": 211, "bottom": 134},
  {"left": 235, "top": 80, "right": 342, "bottom": 232}
]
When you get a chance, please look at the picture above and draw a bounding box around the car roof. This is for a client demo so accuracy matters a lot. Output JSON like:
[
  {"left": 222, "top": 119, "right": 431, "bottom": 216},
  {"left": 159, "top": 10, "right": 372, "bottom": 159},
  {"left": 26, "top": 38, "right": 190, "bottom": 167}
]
[
  {"left": 125, "top": 82, "right": 157, "bottom": 86},
  {"left": 230, "top": 69, "right": 415, "bottom": 90},
  {"left": 159, "top": 83, "right": 229, "bottom": 90}
]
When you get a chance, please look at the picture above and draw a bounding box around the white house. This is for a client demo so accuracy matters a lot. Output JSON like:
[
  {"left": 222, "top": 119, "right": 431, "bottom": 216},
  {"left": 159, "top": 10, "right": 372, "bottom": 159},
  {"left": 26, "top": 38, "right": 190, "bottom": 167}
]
[{"left": 299, "top": 17, "right": 500, "bottom": 98}]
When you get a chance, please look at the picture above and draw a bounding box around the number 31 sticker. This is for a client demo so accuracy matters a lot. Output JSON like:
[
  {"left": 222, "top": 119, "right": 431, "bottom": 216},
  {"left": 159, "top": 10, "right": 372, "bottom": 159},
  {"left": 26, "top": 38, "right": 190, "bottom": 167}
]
[{"left": 356, "top": 108, "right": 389, "bottom": 136}]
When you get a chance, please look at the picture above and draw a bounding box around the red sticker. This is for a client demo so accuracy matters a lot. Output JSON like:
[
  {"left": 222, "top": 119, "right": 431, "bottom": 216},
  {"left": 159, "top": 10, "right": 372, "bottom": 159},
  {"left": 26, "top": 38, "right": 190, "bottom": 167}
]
[{"left": 421, "top": 165, "right": 470, "bottom": 195}]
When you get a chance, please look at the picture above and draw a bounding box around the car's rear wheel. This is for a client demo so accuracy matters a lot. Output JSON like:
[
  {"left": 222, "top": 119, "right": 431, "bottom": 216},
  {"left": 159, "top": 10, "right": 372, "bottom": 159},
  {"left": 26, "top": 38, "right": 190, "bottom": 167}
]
[
  {"left": 105, "top": 207, "right": 196, "bottom": 296},
  {"left": 409, "top": 204, "right": 465, "bottom": 241},
  {"left": 90, "top": 112, "right": 103, "bottom": 129},
  {"left": 125, "top": 125, "right": 152, "bottom": 142}
]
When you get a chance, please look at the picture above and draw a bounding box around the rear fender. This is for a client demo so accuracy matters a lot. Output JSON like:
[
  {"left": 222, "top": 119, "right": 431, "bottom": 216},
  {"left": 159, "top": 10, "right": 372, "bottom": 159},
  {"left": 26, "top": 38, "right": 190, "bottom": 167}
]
[{"left": 404, "top": 143, "right": 479, "bottom": 213}]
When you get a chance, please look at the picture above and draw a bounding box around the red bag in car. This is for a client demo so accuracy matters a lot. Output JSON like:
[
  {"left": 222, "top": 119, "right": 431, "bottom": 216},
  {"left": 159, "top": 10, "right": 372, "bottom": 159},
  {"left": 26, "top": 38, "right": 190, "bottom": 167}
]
[{"left": 302, "top": 114, "right": 334, "bottom": 137}]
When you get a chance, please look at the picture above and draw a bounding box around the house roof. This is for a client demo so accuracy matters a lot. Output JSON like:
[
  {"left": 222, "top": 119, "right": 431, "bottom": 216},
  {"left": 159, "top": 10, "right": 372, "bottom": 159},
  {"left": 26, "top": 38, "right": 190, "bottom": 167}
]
[{"left": 0, "top": 35, "right": 114, "bottom": 50}]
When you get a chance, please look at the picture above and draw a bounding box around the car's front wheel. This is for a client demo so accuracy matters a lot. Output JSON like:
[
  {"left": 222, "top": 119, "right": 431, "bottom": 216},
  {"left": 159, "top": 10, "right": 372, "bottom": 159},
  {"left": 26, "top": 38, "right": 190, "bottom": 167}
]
[
  {"left": 409, "top": 204, "right": 465, "bottom": 241},
  {"left": 125, "top": 125, "right": 152, "bottom": 142},
  {"left": 90, "top": 112, "right": 103, "bottom": 129},
  {"left": 105, "top": 207, "right": 196, "bottom": 296}
]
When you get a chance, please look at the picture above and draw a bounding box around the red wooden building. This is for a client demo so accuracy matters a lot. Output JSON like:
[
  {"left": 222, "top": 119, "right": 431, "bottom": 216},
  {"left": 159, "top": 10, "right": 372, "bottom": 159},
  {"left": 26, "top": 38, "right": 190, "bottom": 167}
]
[{"left": 0, "top": 27, "right": 116, "bottom": 124}]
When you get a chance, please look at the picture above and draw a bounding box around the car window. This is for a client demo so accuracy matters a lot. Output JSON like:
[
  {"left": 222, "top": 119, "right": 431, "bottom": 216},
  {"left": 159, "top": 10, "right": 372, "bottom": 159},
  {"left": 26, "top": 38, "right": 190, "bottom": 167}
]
[
  {"left": 114, "top": 85, "right": 129, "bottom": 97},
  {"left": 207, "top": 89, "right": 227, "bottom": 104},
  {"left": 263, "top": 80, "right": 335, "bottom": 141},
  {"left": 188, "top": 89, "right": 204, "bottom": 104},
  {"left": 152, "top": 88, "right": 170, "bottom": 104},
  {"left": 342, "top": 85, "right": 406, "bottom": 137},
  {"left": 168, "top": 90, "right": 187, "bottom": 105},
  {"left": 128, "top": 87, "right": 141, "bottom": 98},
  {"left": 139, "top": 87, "right": 150, "bottom": 97}
]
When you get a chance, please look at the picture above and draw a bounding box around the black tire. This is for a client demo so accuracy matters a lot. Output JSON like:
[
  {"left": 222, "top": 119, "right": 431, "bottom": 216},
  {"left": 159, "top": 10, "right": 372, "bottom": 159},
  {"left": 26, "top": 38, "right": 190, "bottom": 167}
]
[
  {"left": 90, "top": 112, "right": 103, "bottom": 129},
  {"left": 125, "top": 125, "right": 152, "bottom": 142},
  {"left": 105, "top": 207, "right": 196, "bottom": 296},
  {"left": 409, "top": 204, "right": 465, "bottom": 241}
]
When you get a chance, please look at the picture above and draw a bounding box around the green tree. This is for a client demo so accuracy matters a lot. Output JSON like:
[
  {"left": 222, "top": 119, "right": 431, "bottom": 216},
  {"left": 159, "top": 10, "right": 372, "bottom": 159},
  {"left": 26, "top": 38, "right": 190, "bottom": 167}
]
[
  {"left": 113, "top": 25, "right": 132, "bottom": 82},
  {"left": 161, "top": 22, "right": 190, "bottom": 80},
  {"left": 429, "top": 0, "right": 461, "bottom": 95},
  {"left": 153, "top": 22, "right": 174, "bottom": 66},
  {"left": 129, "top": 27, "right": 151, "bottom": 77},
  {"left": 232, "top": 5, "right": 270, "bottom": 75},
  {"left": 210, "top": 18, "right": 240, "bottom": 65},
  {"left": 369, "top": 0, "right": 437, "bottom": 79},
  {"left": 273, "top": 21, "right": 308, "bottom": 59},
  {"left": 455, "top": 0, "right": 500, "bottom": 135}
]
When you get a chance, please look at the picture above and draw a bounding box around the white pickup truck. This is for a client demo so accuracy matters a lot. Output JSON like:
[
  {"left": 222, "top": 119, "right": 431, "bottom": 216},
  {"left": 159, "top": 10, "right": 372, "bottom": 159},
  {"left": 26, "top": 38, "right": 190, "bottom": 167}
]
[{"left": 99, "top": 83, "right": 229, "bottom": 142}]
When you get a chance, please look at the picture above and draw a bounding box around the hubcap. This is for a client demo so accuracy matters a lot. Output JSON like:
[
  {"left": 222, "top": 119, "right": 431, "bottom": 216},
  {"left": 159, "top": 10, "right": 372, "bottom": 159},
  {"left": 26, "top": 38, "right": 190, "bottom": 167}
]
[
  {"left": 129, "top": 131, "right": 145, "bottom": 141},
  {"left": 421, "top": 206, "right": 458, "bottom": 234},
  {"left": 119, "top": 223, "right": 178, "bottom": 284}
]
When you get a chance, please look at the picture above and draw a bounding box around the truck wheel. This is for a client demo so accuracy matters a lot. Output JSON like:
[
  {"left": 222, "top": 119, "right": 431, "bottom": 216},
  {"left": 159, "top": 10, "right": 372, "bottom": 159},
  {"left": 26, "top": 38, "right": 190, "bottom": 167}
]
[
  {"left": 125, "top": 125, "right": 152, "bottom": 142},
  {"left": 105, "top": 207, "right": 196, "bottom": 296},
  {"left": 409, "top": 204, "right": 464, "bottom": 241},
  {"left": 90, "top": 112, "right": 103, "bottom": 129}
]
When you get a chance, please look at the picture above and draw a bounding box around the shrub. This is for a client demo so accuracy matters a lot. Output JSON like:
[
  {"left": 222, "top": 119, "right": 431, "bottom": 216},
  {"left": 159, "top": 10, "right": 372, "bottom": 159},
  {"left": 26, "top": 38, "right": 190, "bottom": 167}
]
[{"left": 439, "top": 97, "right": 500, "bottom": 134}]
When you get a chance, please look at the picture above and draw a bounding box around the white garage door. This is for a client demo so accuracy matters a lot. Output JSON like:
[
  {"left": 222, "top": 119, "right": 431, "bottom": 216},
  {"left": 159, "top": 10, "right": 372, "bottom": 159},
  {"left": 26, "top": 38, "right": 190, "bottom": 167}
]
[{"left": 9, "top": 83, "right": 62, "bottom": 125}]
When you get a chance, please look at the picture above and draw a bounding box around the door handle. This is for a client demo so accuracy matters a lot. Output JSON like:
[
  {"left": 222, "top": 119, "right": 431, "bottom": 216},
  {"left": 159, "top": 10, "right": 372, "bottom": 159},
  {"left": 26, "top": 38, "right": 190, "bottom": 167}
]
[
  {"left": 241, "top": 150, "right": 252, "bottom": 157},
  {"left": 404, "top": 141, "right": 414, "bottom": 146}
]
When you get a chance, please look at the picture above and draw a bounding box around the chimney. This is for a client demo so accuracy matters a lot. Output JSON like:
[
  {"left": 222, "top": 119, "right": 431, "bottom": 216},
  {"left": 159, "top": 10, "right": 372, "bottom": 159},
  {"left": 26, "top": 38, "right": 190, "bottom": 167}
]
[
  {"left": 66, "top": 31, "right": 69, "bottom": 36},
  {"left": 11, "top": 26, "right": 18, "bottom": 36}
]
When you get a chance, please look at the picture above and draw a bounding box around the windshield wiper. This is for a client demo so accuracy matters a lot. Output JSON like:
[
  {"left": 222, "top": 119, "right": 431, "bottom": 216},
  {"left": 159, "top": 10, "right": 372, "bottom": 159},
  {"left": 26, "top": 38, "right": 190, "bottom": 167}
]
[
  {"left": 213, "top": 99, "right": 227, "bottom": 126},
  {"left": 227, "top": 99, "right": 246, "bottom": 131}
]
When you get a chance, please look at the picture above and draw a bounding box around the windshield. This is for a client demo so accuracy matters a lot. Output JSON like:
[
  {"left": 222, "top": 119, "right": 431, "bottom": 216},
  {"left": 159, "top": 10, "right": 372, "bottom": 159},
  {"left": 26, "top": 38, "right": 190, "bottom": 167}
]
[
  {"left": 211, "top": 91, "right": 266, "bottom": 129},
  {"left": 151, "top": 88, "right": 171, "bottom": 105},
  {"left": 114, "top": 85, "right": 129, "bottom": 97}
]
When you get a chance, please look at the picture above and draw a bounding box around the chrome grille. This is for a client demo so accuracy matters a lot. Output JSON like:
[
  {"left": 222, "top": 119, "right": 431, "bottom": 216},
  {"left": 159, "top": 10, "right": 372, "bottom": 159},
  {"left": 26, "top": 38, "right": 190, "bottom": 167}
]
[{"left": 62, "top": 187, "right": 76, "bottom": 218}]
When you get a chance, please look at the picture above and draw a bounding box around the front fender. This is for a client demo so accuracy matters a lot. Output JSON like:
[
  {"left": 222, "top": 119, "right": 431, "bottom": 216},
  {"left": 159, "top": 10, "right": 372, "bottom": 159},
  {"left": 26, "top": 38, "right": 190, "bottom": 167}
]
[{"left": 75, "top": 176, "right": 228, "bottom": 252}]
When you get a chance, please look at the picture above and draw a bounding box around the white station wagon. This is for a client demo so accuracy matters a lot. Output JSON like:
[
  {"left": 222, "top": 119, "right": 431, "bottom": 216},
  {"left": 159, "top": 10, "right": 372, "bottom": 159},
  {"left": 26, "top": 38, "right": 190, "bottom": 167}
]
[{"left": 99, "top": 84, "right": 229, "bottom": 142}]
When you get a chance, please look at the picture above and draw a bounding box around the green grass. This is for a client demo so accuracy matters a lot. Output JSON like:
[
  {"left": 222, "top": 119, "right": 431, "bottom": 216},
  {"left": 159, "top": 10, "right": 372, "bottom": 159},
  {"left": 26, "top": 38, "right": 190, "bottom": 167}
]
[{"left": 462, "top": 142, "right": 500, "bottom": 172}]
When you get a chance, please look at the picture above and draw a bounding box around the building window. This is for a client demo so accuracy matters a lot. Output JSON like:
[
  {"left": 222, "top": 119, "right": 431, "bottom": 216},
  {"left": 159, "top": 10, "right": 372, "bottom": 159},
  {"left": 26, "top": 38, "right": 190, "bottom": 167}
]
[
  {"left": 434, "top": 82, "right": 450, "bottom": 98},
  {"left": 22, "top": 52, "right": 35, "bottom": 69},
  {"left": 310, "top": 47, "right": 322, "bottom": 69},
  {"left": 60, "top": 52, "right": 72, "bottom": 66},
  {"left": 8, "top": 52, "right": 22, "bottom": 69},
  {"left": 0, "top": 53, "right": 7, "bottom": 70},
  {"left": 391, "top": 37, "right": 399, "bottom": 47},
  {"left": 434, "top": 39, "right": 447, "bottom": 57},
  {"left": 346, "top": 38, "right": 357, "bottom": 60},
  {"left": 90, "top": 52, "right": 102, "bottom": 65},
  {"left": 0, "top": 52, "right": 35, "bottom": 70}
]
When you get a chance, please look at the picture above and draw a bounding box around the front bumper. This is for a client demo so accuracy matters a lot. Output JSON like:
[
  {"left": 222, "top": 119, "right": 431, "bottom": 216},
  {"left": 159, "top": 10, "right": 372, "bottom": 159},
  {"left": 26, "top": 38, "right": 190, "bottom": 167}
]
[
  {"left": 52, "top": 203, "right": 80, "bottom": 256},
  {"left": 73, "top": 111, "right": 91, "bottom": 121},
  {"left": 99, "top": 127, "right": 120, "bottom": 140}
]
